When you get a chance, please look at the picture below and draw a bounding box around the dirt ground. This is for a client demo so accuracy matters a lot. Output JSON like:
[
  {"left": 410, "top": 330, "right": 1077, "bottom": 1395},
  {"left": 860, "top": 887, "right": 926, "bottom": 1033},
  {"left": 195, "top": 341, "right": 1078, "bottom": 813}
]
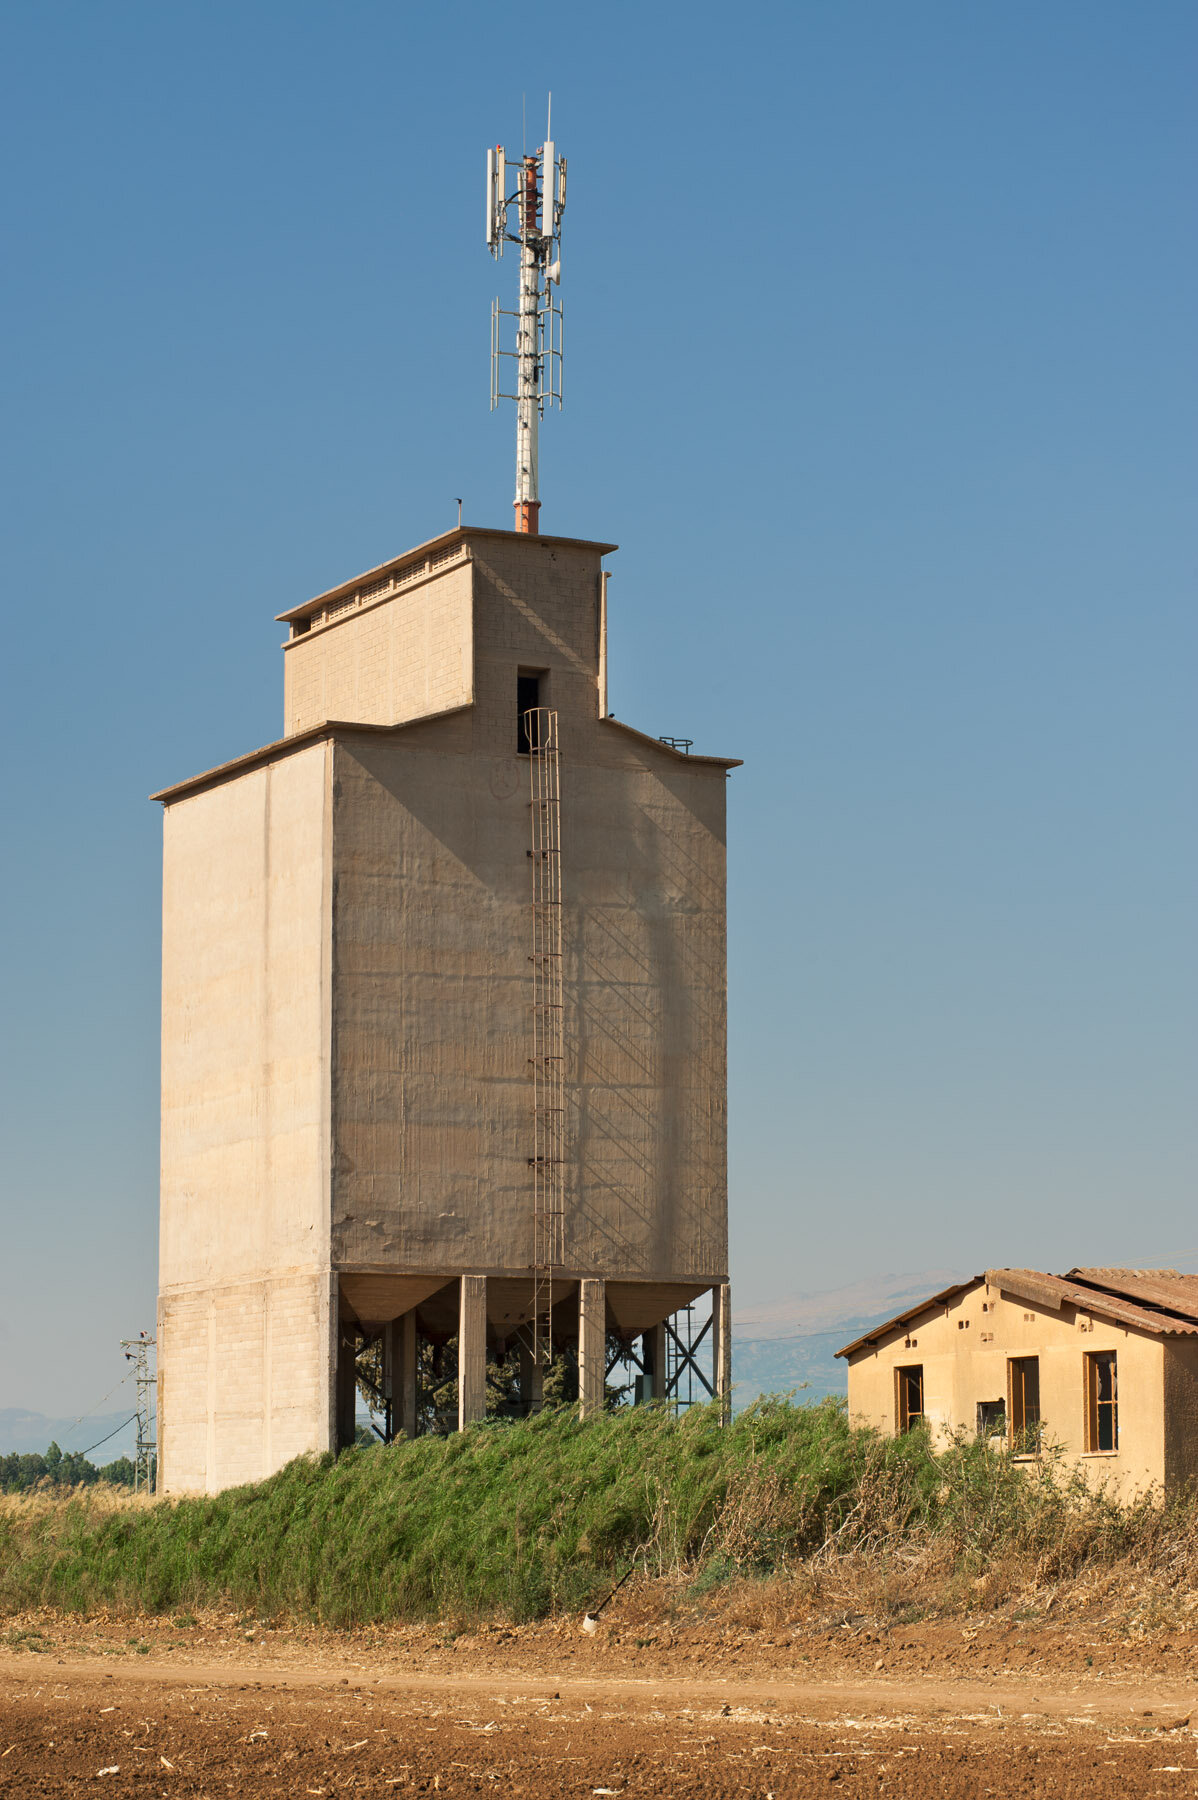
[{"left": 2, "top": 1611, "right": 1196, "bottom": 1797}]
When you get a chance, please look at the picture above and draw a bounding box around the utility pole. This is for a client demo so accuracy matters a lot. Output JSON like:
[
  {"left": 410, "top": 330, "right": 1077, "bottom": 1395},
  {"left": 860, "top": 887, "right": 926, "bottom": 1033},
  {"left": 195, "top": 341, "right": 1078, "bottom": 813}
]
[{"left": 121, "top": 1332, "right": 157, "bottom": 1494}]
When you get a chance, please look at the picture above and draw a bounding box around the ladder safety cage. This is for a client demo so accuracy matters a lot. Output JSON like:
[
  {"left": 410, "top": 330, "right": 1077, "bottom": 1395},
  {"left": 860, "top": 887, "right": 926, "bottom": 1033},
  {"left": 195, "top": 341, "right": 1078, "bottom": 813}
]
[{"left": 527, "top": 706, "right": 565, "bottom": 1369}]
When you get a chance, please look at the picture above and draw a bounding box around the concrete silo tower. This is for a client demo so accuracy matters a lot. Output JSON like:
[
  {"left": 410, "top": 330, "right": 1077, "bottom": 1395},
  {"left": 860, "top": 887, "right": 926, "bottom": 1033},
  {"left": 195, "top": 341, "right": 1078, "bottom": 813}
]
[{"left": 153, "top": 131, "right": 739, "bottom": 1495}]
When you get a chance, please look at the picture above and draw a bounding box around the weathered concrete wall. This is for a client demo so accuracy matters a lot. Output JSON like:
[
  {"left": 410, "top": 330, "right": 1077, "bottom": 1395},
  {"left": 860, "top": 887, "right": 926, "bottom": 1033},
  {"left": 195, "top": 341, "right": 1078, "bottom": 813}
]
[
  {"left": 328, "top": 536, "right": 728, "bottom": 1284},
  {"left": 158, "top": 743, "right": 333, "bottom": 1491},
  {"left": 329, "top": 736, "right": 728, "bottom": 1281},
  {"left": 468, "top": 537, "right": 602, "bottom": 751},
  {"left": 570, "top": 753, "right": 728, "bottom": 1282},
  {"left": 282, "top": 560, "right": 473, "bottom": 736},
  {"left": 157, "top": 528, "right": 733, "bottom": 1490},
  {"left": 158, "top": 1274, "right": 333, "bottom": 1494},
  {"left": 845, "top": 1279, "right": 1168, "bottom": 1499}
]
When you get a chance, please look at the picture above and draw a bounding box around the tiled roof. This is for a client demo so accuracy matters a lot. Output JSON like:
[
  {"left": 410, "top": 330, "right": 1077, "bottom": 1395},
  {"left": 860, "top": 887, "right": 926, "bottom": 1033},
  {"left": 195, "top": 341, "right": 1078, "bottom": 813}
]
[
  {"left": 986, "top": 1269, "right": 1198, "bottom": 1338},
  {"left": 835, "top": 1265, "right": 1198, "bottom": 1359},
  {"left": 1066, "top": 1268, "right": 1198, "bottom": 1321}
]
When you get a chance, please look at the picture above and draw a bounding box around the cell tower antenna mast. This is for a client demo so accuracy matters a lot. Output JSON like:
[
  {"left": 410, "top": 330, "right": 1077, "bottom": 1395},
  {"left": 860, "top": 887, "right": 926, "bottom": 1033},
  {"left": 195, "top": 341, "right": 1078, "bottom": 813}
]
[{"left": 487, "top": 111, "right": 565, "bottom": 533}]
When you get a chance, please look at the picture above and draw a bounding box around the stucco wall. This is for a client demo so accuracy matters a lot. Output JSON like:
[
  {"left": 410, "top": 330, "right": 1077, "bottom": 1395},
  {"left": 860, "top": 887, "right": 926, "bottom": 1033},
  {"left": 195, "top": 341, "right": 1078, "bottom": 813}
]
[
  {"left": 158, "top": 743, "right": 333, "bottom": 1490},
  {"left": 844, "top": 1279, "right": 1167, "bottom": 1499},
  {"left": 1163, "top": 1340, "right": 1198, "bottom": 1493}
]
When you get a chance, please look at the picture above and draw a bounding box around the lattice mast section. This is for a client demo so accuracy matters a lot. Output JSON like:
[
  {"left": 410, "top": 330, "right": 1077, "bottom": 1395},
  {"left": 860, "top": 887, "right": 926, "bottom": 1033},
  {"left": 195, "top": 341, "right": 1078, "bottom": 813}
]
[
  {"left": 527, "top": 707, "right": 565, "bottom": 1367},
  {"left": 120, "top": 1332, "right": 157, "bottom": 1493},
  {"left": 486, "top": 109, "right": 565, "bottom": 534}
]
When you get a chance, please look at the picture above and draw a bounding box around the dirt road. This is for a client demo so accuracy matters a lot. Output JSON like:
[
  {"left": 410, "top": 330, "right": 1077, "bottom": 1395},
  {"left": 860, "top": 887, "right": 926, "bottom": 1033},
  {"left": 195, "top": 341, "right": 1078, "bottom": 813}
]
[{"left": 3, "top": 1627, "right": 1196, "bottom": 1798}]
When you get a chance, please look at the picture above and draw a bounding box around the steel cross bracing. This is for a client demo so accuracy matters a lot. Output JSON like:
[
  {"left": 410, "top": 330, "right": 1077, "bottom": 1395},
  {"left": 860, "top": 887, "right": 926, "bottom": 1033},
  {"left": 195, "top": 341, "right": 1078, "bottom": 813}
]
[
  {"left": 665, "top": 1305, "right": 715, "bottom": 1414},
  {"left": 527, "top": 707, "right": 565, "bottom": 1369}
]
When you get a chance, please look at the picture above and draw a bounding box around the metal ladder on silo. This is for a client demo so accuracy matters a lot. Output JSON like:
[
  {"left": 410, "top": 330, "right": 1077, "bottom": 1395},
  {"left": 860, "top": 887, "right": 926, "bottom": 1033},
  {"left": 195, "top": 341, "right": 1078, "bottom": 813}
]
[{"left": 527, "top": 707, "right": 565, "bottom": 1377}]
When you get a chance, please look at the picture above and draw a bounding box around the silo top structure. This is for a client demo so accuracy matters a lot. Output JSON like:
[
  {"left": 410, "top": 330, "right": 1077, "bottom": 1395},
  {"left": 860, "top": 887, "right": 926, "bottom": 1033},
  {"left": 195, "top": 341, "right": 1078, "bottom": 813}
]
[{"left": 153, "top": 123, "right": 739, "bottom": 1495}]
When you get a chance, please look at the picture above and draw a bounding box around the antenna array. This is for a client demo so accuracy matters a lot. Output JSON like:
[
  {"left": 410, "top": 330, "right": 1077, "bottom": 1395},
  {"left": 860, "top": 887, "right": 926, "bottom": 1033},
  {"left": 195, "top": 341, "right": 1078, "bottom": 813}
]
[{"left": 486, "top": 118, "right": 566, "bottom": 533}]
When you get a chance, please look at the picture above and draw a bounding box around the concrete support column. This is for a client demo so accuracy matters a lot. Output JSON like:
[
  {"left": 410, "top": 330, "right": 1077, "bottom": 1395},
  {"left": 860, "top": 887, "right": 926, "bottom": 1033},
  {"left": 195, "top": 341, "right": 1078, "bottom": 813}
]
[
  {"left": 322, "top": 1274, "right": 339, "bottom": 1455},
  {"left": 155, "top": 1310, "right": 167, "bottom": 1496},
  {"left": 458, "top": 1276, "right": 487, "bottom": 1430},
  {"left": 711, "top": 1283, "right": 732, "bottom": 1424},
  {"left": 383, "top": 1309, "right": 419, "bottom": 1441},
  {"left": 643, "top": 1320, "right": 667, "bottom": 1402},
  {"left": 519, "top": 1338, "right": 544, "bottom": 1415},
  {"left": 382, "top": 1318, "right": 397, "bottom": 1426},
  {"left": 335, "top": 1325, "right": 357, "bottom": 1452},
  {"left": 578, "top": 1279, "right": 606, "bottom": 1418}
]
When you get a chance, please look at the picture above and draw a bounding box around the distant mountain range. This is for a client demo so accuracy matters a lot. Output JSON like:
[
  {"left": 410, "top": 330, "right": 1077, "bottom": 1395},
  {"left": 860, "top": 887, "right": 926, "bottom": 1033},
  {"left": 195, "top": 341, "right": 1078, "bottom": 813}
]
[
  {"left": 0, "top": 1408, "right": 140, "bottom": 1461},
  {"left": 1, "top": 1270, "right": 965, "bottom": 1455},
  {"left": 731, "top": 1268, "right": 967, "bottom": 1405}
]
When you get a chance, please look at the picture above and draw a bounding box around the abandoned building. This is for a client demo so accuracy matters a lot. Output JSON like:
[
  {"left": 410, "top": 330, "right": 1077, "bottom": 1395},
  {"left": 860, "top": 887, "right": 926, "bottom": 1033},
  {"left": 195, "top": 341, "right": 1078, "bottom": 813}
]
[
  {"left": 153, "top": 526, "right": 739, "bottom": 1493},
  {"left": 837, "top": 1267, "right": 1198, "bottom": 1498}
]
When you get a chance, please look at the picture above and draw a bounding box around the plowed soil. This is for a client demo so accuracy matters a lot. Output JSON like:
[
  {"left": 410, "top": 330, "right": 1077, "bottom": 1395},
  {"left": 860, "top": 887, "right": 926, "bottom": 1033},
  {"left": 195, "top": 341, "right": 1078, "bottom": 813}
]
[{"left": 2, "top": 1612, "right": 1196, "bottom": 1796}]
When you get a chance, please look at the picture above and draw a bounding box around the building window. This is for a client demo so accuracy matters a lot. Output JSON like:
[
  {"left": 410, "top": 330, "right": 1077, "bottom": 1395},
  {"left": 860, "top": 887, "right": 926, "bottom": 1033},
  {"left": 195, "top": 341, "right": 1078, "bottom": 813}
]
[
  {"left": 517, "top": 672, "right": 544, "bottom": 754},
  {"left": 896, "top": 1365, "right": 924, "bottom": 1432},
  {"left": 1008, "top": 1356, "right": 1041, "bottom": 1453},
  {"left": 1085, "top": 1352, "right": 1118, "bottom": 1452},
  {"left": 976, "top": 1398, "right": 1006, "bottom": 1440}
]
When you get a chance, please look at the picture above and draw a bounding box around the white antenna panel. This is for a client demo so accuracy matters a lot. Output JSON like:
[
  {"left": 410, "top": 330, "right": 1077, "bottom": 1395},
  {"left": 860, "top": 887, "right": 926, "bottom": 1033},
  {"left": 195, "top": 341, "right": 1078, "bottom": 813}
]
[
  {"left": 557, "top": 157, "right": 566, "bottom": 216},
  {"left": 539, "top": 141, "right": 554, "bottom": 235},
  {"left": 486, "top": 148, "right": 496, "bottom": 246}
]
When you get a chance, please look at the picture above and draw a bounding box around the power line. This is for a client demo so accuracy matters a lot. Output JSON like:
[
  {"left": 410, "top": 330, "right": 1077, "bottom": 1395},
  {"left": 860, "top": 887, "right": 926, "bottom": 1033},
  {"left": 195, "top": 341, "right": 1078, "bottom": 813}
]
[
  {"left": 59, "top": 1369, "right": 134, "bottom": 1442},
  {"left": 78, "top": 1415, "right": 138, "bottom": 1459}
]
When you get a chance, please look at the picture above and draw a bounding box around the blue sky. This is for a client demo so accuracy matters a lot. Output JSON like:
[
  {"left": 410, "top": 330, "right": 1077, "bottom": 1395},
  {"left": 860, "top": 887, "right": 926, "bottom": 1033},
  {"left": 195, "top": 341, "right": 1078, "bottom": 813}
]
[{"left": 1, "top": 1, "right": 1194, "bottom": 1415}]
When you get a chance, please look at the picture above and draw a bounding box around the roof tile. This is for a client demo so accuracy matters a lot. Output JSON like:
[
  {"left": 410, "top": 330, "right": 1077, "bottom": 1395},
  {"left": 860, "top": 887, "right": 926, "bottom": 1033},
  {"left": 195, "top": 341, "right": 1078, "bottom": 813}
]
[{"left": 836, "top": 1263, "right": 1198, "bottom": 1359}]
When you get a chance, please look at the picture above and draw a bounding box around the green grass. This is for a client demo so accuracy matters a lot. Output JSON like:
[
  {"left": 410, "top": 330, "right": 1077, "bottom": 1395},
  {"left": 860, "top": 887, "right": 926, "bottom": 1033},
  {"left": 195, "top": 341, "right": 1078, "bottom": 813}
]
[{"left": 0, "top": 1399, "right": 1189, "bottom": 1628}]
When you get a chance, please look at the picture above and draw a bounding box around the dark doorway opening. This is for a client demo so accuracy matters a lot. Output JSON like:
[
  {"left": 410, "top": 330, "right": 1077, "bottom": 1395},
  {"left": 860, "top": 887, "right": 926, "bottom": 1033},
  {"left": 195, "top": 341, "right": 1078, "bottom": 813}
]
[{"left": 517, "top": 672, "right": 543, "bottom": 753}]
